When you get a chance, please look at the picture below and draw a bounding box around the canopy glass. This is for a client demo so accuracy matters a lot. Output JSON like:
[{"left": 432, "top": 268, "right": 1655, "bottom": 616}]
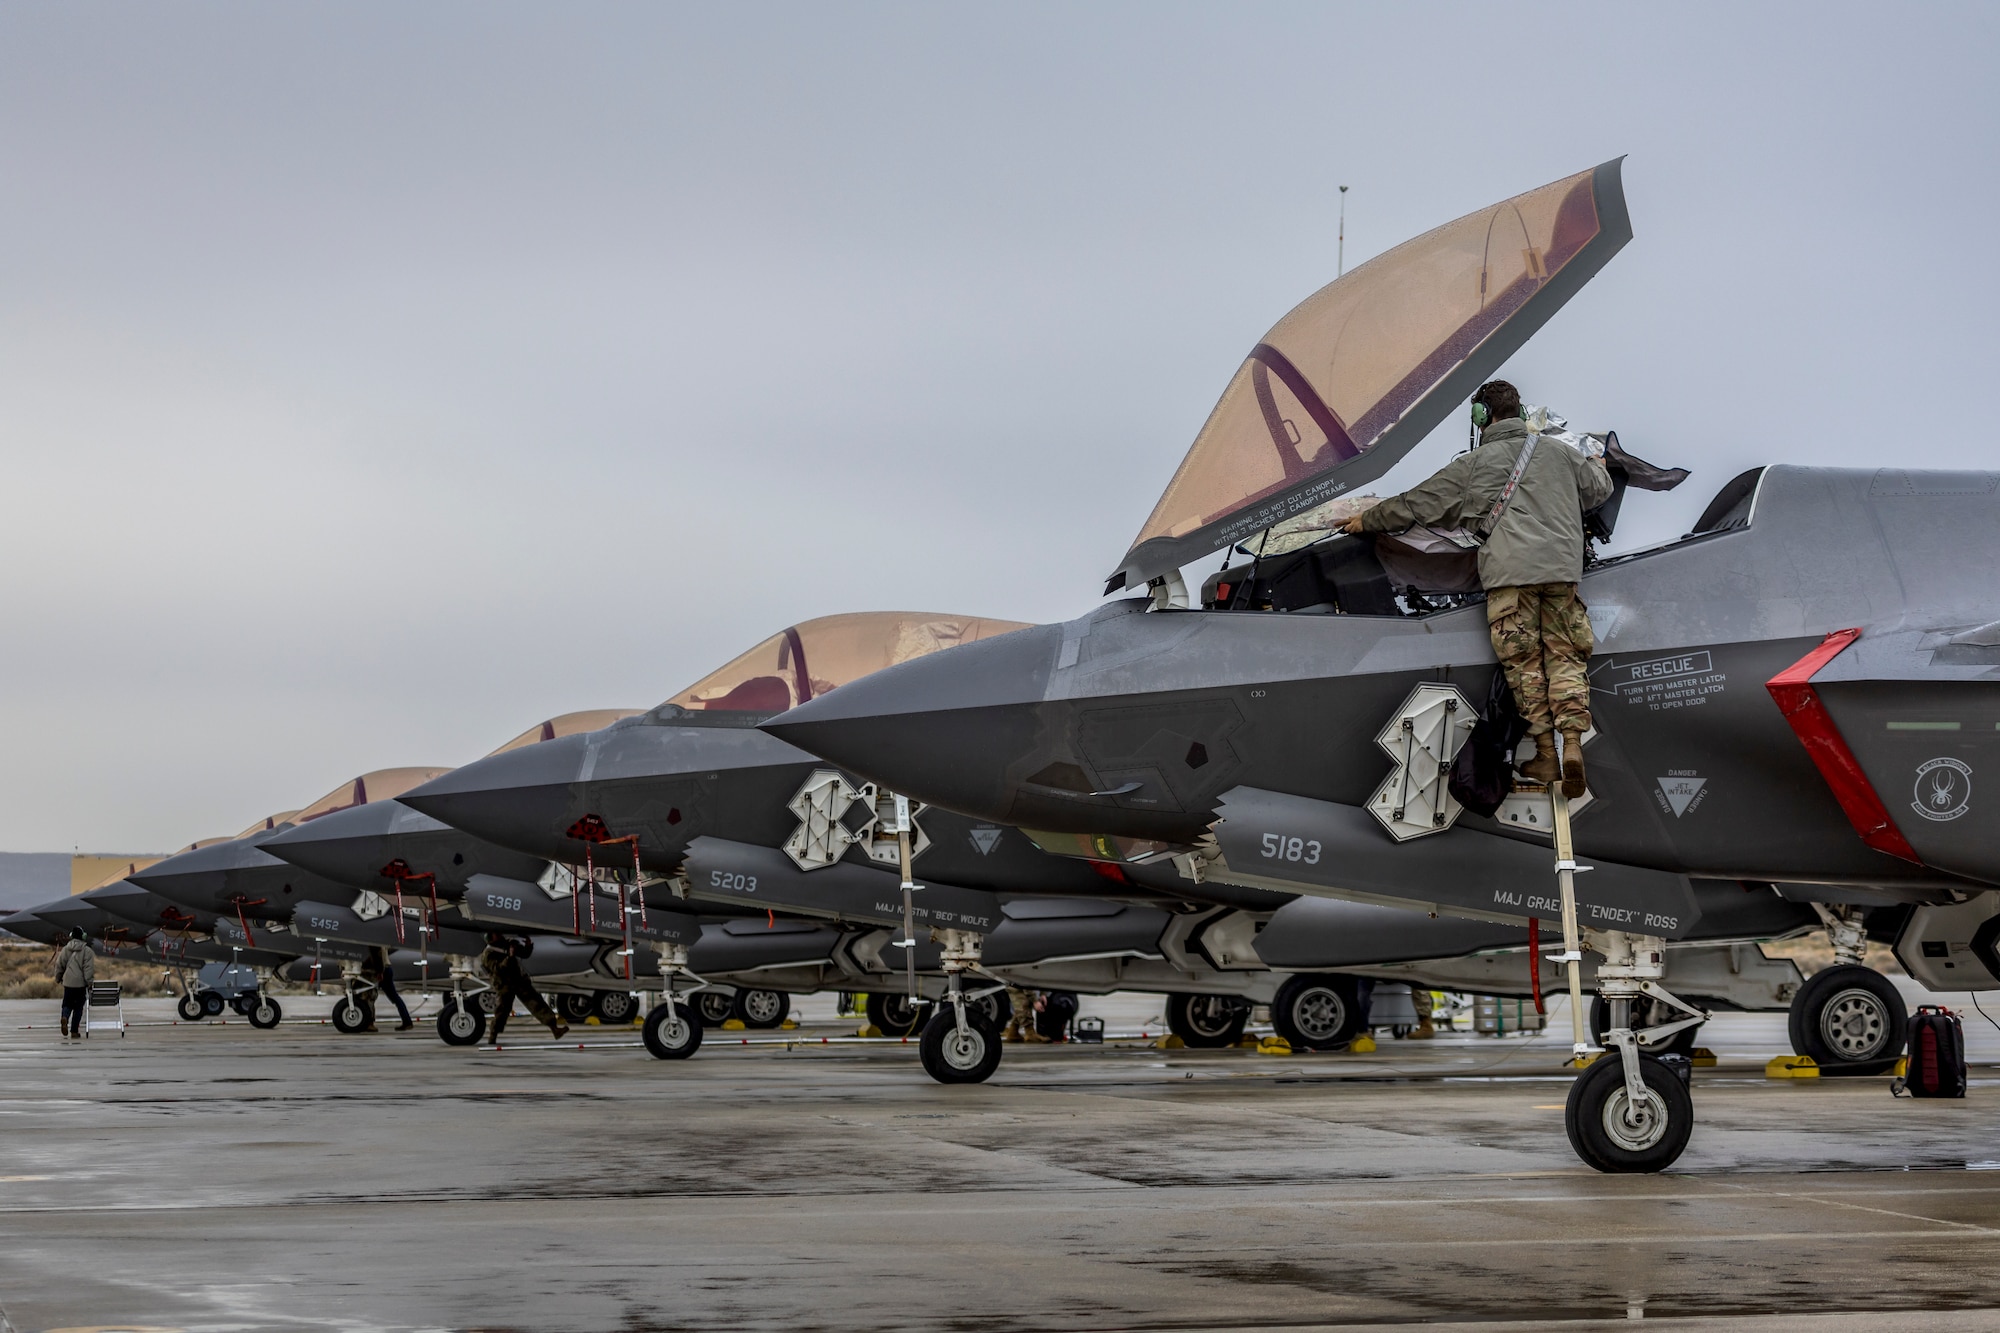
[
  {"left": 487, "top": 709, "right": 646, "bottom": 756},
  {"left": 665, "top": 612, "right": 1031, "bottom": 715},
  {"left": 294, "top": 769, "right": 453, "bottom": 824},
  {"left": 1110, "top": 159, "right": 1630, "bottom": 590}
]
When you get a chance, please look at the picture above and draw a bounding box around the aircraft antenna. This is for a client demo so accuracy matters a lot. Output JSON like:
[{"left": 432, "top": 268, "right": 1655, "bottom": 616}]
[{"left": 1337, "top": 185, "right": 1350, "bottom": 277}]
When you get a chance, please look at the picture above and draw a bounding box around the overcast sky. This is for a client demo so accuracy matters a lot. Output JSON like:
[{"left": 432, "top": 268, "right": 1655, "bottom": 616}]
[{"left": 2, "top": 3, "right": 1995, "bottom": 852}]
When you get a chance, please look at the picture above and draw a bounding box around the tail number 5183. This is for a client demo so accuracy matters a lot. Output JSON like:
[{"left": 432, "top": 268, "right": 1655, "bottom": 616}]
[{"left": 1261, "top": 833, "right": 1321, "bottom": 865}]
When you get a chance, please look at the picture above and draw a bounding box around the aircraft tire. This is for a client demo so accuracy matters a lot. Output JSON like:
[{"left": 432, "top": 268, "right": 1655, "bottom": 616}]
[
  {"left": 643, "top": 1002, "right": 702, "bottom": 1060},
  {"left": 176, "top": 993, "right": 205, "bottom": 1022},
  {"left": 1165, "top": 993, "right": 1252, "bottom": 1048},
  {"left": 918, "top": 1008, "right": 1002, "bottom": 1085},
  {"left": 228, "top": 995, "right": 252, "bottom": 1016},
  {"left": 557, "top": 992, "right": 596, "bottom": 1023},
  {"left": 865, "top": 991, "right": 929, "bottom": 1038},
  {"left": 1270, "top": 974, "right": 1365, "bottom": 1051},
  {"left": 200, "top": 991, "right": 226, "bottom": 1018},
  {"left": 437, "top": 1000, "right": 486, "bottom": 1047},
  {"left": 732, "top": 988, "right": 789, "bottom": 1029},
  {"left": 330, "top": 995, "right": 373, "bottom": 1035},
  {"left": 594, "top": 990, "right": 640, "bottom": 1025},
  {"left": 1589, "top": 995, "right": 1700, "bottom": 1058},
  {"left": 693, "top": 990, "right": 736, "bottom": 1027},
  {"left": 246, "top": 994, "right": 283, "bottom": 1030},
  {"left": 474, "top": 989, "right": 501, "bottom": 1017},
  {"left": 1564, "top": 1052, "right": 1693, "bottom": 1173},
  {"left": 1788, "top": 964, "right": 1906, "bottom": 1068}
]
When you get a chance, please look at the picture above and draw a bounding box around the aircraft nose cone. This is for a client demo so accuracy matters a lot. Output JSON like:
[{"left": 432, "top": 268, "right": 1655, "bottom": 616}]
[
  {"left": 762, "top": 622, "right": 1061, "bottom": 823},
  {"left": 83, "top": 881, "right": 181, "bottom": 930},
  {"left": 398, "top": 736, "right": 588, "bottom": 860},
  {"left": 261, "top": 799, "right": 413, "bottom": 887}
]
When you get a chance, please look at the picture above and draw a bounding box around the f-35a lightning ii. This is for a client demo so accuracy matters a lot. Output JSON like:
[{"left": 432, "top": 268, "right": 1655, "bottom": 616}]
[{"left": 767, "top": 158, "right": 2000, "bottom": 1172}]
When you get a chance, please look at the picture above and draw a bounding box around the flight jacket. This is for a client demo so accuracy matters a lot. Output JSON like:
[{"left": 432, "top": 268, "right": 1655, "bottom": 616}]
[{"left": 1358, "top": 416, "right": 1614, "bottom": 588}]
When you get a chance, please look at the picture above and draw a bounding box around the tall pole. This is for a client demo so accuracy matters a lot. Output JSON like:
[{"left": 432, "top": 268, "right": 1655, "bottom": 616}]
[{"left": 1337, "top": 184, "right": 1349, "bottom": 277}]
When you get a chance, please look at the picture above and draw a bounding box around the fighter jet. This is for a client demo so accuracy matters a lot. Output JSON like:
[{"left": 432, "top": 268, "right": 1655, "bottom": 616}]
[
  {"left": 765, "top": 158, "right": 2000, "bottom": 1171},
  {"left": 395, "top": 612, "right": 1371, "bottom": 1079}
]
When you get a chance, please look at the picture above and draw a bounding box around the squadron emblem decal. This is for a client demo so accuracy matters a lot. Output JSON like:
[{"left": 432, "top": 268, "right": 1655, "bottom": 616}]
[
  {"left": 968, "top": 826, "right": 1003, "bottom": 855},
  {"left": 1912, "top": 757, "right": 1972, "bottom": 822}
]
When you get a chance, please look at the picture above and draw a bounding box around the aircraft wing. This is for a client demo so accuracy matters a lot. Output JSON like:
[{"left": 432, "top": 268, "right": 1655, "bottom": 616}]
[{"left": 1109, "top": 157, "right": 1632, "bottom": 592}]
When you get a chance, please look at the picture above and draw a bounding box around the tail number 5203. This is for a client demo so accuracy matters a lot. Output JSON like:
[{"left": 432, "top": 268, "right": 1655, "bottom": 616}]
[
  {"left": 709, "top": 870, "right": 758, "bottom": 894},
  {"left": 1260, "top": 833, "right": 1321, "bottom": 865}
]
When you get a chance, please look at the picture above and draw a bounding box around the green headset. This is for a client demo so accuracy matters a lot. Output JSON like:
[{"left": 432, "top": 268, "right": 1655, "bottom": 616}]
[{"left": 1469, "top": 390, "right": 1521, "bottom": 430}]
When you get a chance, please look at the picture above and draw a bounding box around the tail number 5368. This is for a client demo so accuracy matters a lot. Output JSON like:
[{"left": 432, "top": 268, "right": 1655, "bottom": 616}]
[{"left": 1260, "top": 833, "right": 1321, "bottom": 865}]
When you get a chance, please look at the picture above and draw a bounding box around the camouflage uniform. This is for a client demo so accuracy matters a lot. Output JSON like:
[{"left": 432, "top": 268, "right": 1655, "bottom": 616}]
[
  {"left": 1359, "top": 416, "right": 1611, "bottom": 741},
  {"left": 481, "top": 940, "right": 565, "bottom": 1039},
  {"left": 1486, "top": 583, "right": 1595, "bottom": 736},
  {"left": 1008, "top": 987, "right": 1034, "bottom": 1040}
]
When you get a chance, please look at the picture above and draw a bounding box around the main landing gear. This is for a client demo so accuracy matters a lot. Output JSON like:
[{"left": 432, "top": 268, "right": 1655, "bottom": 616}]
[
  {"left": 1165, "top": 993, "right": 1254, "bottom": 1048},
  {"left": 1269, "top": 974, "right": 1367, "bottom": 1051},
  {"left": 1787, "top": 906, "right": 1906, "bottom": 1071}
]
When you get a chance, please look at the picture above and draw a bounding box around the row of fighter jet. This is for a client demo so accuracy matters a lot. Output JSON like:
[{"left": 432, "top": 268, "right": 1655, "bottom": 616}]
[{"left": 11, "top": 156, "right": 1997, "bottom": 1175}]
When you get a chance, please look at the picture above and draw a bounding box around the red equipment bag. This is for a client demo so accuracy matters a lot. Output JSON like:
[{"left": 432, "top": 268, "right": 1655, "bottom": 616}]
[{"left": 1892, "top": 1005, "right": 1967, "bottom": 1099}]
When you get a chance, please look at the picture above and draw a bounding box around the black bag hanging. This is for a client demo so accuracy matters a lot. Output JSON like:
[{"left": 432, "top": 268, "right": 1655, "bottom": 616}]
[
  {"left": 1892, "top": 1005, "right": 1967, "bottom": 1099},
  {"left": 1448, "top": 669, "right": 1530, "bottom": 818}
]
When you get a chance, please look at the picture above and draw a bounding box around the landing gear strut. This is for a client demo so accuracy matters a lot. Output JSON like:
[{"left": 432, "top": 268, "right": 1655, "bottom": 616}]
[{"left": 1548, "top": 787, "right": 1703, "bottom": 1173}]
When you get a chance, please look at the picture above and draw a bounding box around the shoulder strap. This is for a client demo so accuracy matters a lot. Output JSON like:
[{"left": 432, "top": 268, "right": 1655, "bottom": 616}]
[{"left": 1481, "top": 435, "right": 1539, "bottom": 533}]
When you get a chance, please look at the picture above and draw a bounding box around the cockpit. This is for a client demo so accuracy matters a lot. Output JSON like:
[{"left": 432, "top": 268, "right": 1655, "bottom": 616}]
[
  {"left": 1197, "top": 438, "right": 1732, "bottom": 619},
  {"left": 486, "top": 710, "right": 646, "bottom": 756},
  {"left": 652, "top": 612, "right": 1033, "bottom": 721}
]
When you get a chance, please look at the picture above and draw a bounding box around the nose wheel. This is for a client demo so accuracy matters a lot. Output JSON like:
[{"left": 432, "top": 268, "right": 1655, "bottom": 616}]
[
  {"left": 1565, "top": 1051, "right": 1694, "bottom": 1173},
  {"left": 918, "top": 1006, "right": 1002, "bottom": 1083},
  {"left": 437, "top": 998, "right": 487, "bottom": 1046},
  {"left": 643, "top": 1001, "right": 702, "bottom": 1060}
]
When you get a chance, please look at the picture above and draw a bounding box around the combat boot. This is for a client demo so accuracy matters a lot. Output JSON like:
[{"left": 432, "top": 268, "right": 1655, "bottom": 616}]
[
  {"left": 1559, "top": 727, "right": 1588, "bottom": 799},
  {"left": 1519, "top": 732, "right": 1559, "bottom": 786},
  {"left": 1408, "top": 1019, "right": 1436, "bottom": 1040}
]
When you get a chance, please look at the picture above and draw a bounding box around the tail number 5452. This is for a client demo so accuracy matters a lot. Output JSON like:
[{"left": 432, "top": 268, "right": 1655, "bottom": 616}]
[{"left": 1260, "top": 833, "right": 1321, "bottom": 865}]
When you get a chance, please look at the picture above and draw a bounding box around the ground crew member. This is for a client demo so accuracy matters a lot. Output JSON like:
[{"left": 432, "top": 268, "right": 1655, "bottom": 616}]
[
  {"left": 1345, "top": 380, "right": 1611, "bottom": 796},
  {"left": 480, "top": 933, "right": 568, "bottom": 1040},
  {"left": 360, "top": 945, "right": 413, "bottom": 1031},
  {"left": 53, "top": 927, "right": 94, "bottom": 1040},
  {"left": 1005, "top": 987, "right": 1049, "bottom": 1042},
  {"left": 1409, "top": 988, "right": 1436, "bottom": 1040}
]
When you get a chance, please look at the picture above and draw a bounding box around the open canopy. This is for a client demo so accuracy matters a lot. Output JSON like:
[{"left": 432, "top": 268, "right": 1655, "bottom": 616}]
[
  {"left": 486, "top": 709, "right": 646, "bottom": 756},
  {"left": 1107, "top": 158, "right": 1631, "bottom": 591},
  {"left": 664, "top": 612, "right": 1032, "bottom": 715}
]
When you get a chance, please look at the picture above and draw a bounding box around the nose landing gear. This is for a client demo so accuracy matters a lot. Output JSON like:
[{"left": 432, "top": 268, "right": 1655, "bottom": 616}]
[
  {"left": 642, "top": 942, "right": 708, "bottom": 1062},
  {"left": 1566, "top": 929, "right": 1704, "bottom": 1173},
  {"left": 916, "top": 928, "right": 1006, "bottom": 1085}
]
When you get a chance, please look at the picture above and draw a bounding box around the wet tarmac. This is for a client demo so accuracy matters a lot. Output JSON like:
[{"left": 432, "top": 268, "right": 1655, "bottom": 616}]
[{"left": 2, "top": 992, "right": 1999, "bottom": 1332}]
